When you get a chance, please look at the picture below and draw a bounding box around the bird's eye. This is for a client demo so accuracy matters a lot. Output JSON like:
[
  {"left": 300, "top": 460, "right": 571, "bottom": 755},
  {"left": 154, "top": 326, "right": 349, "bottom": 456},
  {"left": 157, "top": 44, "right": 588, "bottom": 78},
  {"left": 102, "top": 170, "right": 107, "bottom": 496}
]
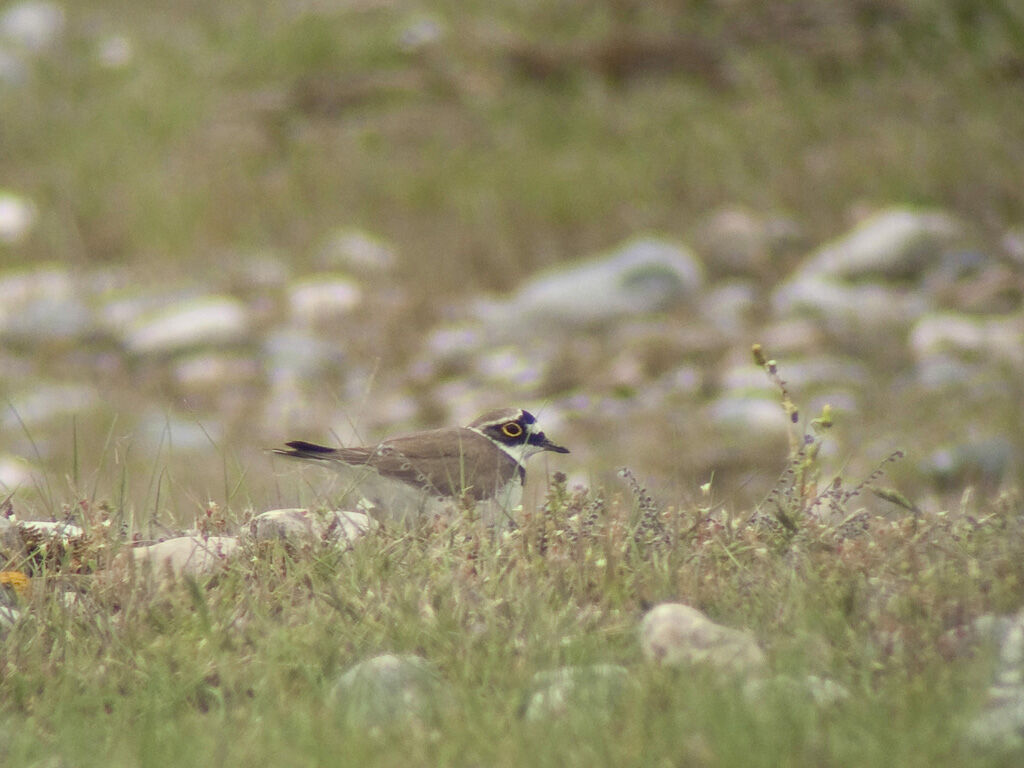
[{"left": 501, "top": 421, "right": 523, "bottom": 438}]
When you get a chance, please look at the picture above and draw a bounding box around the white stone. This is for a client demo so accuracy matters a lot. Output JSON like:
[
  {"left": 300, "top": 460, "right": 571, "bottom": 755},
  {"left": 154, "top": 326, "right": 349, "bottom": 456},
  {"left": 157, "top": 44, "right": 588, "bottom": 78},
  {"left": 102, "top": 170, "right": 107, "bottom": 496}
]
[
  {"left": 130, "top": 536, "right": 238, "bottom": 578},
  {"left": 99, "top": 289, "right": 179, "bottom": 330},
  {"left": 0, "top": 454, "right": 31, "bottom": 490},
  {"left": 0, "top": 1, "right": 65, "bottom": 52},
  {"left": 695, "top": 207, "right": 800, "bottom": 276},
  {"left": 706, "top": 396, "right": 789, "bottom": 437},
  {"left": 16, "top": 519, "right": 83, "bottom": 540},
  {"left": 719, "top": 363, "right": 779, "bottom": 394},
  {"left": 317, "top": 229, "right": 395, "bottom": 273},
  {"left": 476, "top": 236, "right": 703, "bottom": 331},
  {"left": 397, "top": 15, "right": 445, "bottom": 52},
  {"left": 773, "top": 275, "right": 928, "bottom": 333},
  {"left": 288, "top": 274, "right": 362, "bottom": 324},
  {"left": 769, "top": 210, "right": 962, "bottom": 340},
  {"left": 250, "top": 508, "right": 375, "bottom": 548},
  {"left": 966, "top": 610, "right": 1024, "bottom": 752},
  {"left": 2, "top": 383, "right": 100, "bottom": 429},
  {"left": 699, "top": 280, "right": 757, "bottom": 334},
  {"left": 0, "top": 191, "right": 37, "bottom": 244},
  {"left": 911, "top": 313, "right": 986, "bottom": 356},
  {"left": 0, "top": 266, "right": 69, "bottom": 316},
  {"left": 910, "top": 313, "right": 1024, "bottom": 370},
  {"left": 0, "top": 265, "right": 94, "bottom": 343},
  {"left": 696, "top": 207, "right": 770, "bottom": 273},
  {"left": 799, "top": 208, "right": 960, "bottom": 280},
  {"left": 640, "top": 602, "right": 767, "bottom": 675},
  {"left": 0, "top": 605, "right": 20, "bottom": 631},
  {"left": 332, "top": 654, "right": 442, "bottom": 727},
  {"left": 96, "top": 34, "right": 133, "bottom": 69},
  {"left": 123, "top": 296, "right": 249, "bottom": 356},
  {"left": 966, "top": 698, "right": 1024, "bottom": 752}
]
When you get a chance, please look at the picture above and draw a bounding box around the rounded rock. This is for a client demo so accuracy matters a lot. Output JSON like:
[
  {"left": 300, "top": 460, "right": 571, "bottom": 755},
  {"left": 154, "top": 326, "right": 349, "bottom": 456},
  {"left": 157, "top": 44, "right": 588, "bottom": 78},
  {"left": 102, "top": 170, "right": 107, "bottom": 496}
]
[
  {"left": 287, "top": 274, "right": 362, "bottom": 324},
  {"left": 331, "top": 654, "right": 444, "bottom": 729},
  {"left": 910, "top": 312, "right": 1024, "bottom": 371},
  {"left": 798, "top": 208, "right": 961, "bottom": 281},
  {"left": 477, "top": 236, "right": 703, "bottom": 332},
  {"left": 640, "top": 602, "right": 767, "bottom": 676},
  {"left": 317, "top": 229, "right": 396, "bottom": 273},
  {"left": 695, "top": 207, "right": 801, "bottom": 277},
  {"left": 772, "top": 275, "right": 929, "bottom": 342},
  {"left": 2, "top": 383, "right": 101, "bottom": 429},
  {"left": 706, "top": 396, "right": 789, "bottom": 438},
  {"left": 130, "top": 536, "right": 238, "bottom": 579},
  {"left": 0, "top": 454, "right": 29, "bottom": 489},
  {"left": 122, "top": 296, "right": 250, "bottom": 357},
  {"left": 966, "top": 610, "right": 1024, "bottom": 753},
  {"left": 0, "top": 191, "right": 37, "bottom": 244},
  {"left": 250, "top": 508, "right": 375, "bottom": 549},
  {"left": 0, "top": 1, "right": 65, "bottom": 53},
  {"left": 0, "top": 265, "right": 97, "bottom": 344}
]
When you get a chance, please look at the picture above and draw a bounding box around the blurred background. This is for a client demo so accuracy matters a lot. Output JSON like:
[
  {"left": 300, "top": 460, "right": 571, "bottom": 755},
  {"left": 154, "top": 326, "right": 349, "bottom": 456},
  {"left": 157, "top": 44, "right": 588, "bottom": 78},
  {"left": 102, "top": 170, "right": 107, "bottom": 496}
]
[{"left": 1, "top": 0, "right": 1023, "bottom": 526}]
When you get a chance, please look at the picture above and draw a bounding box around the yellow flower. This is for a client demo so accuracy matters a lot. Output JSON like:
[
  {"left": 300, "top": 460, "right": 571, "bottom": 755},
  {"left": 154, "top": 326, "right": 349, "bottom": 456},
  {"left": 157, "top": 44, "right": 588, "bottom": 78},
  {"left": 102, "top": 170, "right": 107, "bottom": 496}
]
[{"left": 0, "top": 570, "right": 30, "bottom": 598}]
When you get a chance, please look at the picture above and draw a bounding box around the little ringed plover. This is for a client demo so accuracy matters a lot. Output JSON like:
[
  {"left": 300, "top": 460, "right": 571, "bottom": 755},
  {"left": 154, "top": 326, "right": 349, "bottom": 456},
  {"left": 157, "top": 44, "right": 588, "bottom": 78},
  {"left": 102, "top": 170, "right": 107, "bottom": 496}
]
[{"left": 273, "top": 407, "right": 569, "bottom": 516}]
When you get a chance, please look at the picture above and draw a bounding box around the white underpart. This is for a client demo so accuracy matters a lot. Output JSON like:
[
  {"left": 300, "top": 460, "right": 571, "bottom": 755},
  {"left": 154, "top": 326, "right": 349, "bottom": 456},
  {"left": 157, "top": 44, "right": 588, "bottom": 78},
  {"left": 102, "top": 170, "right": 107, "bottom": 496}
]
[{"left": 320, "top": 461, "right": 522, "bottom": 523}]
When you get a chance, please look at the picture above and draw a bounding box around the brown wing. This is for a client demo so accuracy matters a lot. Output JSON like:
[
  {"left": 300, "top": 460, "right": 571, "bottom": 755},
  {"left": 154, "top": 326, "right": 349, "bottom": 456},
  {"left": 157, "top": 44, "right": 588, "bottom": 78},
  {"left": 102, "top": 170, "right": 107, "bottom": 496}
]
[
  {"left": 367, "top": 427, "right": 522, "bottom": 500},
  {"left": 275, "top": 428, "right": 522, "bottom": 500}
]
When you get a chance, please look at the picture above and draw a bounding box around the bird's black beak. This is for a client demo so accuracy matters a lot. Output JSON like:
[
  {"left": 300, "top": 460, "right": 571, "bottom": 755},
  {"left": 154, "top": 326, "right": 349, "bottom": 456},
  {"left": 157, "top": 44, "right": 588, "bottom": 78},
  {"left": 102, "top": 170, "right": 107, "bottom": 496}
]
[{"left": 532, "top": 432, "right": 570, "bottom": 454}]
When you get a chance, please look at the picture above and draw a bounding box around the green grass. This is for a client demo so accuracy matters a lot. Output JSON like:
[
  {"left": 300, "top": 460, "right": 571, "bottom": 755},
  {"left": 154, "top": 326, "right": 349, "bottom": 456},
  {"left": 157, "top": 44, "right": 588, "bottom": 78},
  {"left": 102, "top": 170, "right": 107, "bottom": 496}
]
[
  {"left": 3, "top": 367, "right": 1024, "bottom": 767},
  {"left": 1, "top": 461, "right": 1019, "bottom": 767}
]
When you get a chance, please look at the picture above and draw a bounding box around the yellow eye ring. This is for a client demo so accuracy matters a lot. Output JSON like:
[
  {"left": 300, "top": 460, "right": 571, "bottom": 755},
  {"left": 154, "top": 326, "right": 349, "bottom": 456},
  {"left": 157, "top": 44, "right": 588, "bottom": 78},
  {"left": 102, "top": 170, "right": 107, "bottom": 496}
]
[{"left": 501, "top": 422, "right": 523, "bottom": 438}]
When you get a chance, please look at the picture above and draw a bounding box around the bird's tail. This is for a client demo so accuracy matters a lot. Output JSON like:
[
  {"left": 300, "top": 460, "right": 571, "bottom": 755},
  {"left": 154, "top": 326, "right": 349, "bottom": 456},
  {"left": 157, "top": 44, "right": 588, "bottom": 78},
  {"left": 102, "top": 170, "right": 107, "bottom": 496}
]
[{"left": 272, "top": 440, "right": 339, "bottom": 461}]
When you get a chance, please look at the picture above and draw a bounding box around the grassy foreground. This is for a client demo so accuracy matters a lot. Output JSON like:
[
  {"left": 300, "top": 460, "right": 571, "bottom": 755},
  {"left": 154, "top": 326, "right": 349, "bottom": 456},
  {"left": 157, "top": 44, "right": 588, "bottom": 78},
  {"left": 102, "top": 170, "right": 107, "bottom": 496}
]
[{"left": 1, "top": 418, "right": 1022, "bottom": 767}]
